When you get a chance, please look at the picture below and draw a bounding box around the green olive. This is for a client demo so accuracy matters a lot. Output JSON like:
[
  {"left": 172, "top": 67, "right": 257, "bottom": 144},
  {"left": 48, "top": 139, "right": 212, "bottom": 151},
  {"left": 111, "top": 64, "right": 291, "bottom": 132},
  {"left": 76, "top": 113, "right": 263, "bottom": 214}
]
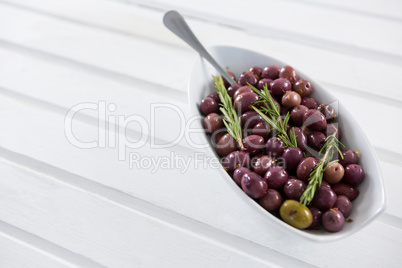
[{"left": 279, "top": 200, "right": 313, "bottom": 229}]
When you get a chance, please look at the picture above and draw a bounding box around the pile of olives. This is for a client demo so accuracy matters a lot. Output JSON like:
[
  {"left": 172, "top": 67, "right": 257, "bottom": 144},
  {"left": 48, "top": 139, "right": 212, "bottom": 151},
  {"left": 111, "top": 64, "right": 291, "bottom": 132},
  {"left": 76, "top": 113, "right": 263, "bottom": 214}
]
[{"left": 200, "top": 65, "right": 364, "bottom": 232}]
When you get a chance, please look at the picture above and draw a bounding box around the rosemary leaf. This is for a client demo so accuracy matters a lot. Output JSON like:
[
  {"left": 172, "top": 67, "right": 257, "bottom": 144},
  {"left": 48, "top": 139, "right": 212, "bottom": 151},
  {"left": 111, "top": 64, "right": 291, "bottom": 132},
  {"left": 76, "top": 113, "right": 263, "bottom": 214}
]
[
  {"left": 283, "top": 113, "right": 290, "bottom": 128},
  {"left": 248, "top": 83, "right": 297, "bottom": 148},
  {"left": 213, "top": 75, "right": 244, "bottom": 149},
  {"left": 300, "top": 133, "right": 344, "bottom": 206},
  {"left": 288, "top": 128, "right": 298, "bottom": 148}
]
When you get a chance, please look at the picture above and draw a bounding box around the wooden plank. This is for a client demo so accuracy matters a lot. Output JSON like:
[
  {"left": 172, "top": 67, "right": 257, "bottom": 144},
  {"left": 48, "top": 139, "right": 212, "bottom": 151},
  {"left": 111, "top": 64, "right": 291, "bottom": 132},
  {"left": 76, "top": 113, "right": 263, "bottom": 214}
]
[
  {"left": 0, "top": 18, "right": 400, "bottom": 218},
  {"left": 0, "top": 2, "right": 194, "bottom": 92},
  {"left": 0, "top": 48, "right": 194, "bottom": 152},
  {"left": 0, "top": 152, "right": 310, "bottom": 268},
  {"left": 6, "top": 0, "right": 402, "bottom": 47},
  {"left": 0, "top": 149, "right": 400, "bottom": 267},
  {"left": 0, "top": 46, "right": 400, "bottom": 161},
  {"left": 1, "top": 0, "right": 180, "bottom": 47},
  {"left": 0, "top": 87, "right": 400, "bottom": 227},
  {"left": 0, "top": 92, "right": 252, "bottom": 225},
  {"left": 0, "top": 1, "right": 402, "bottom": 104},
  {"left": 120, "top": 0, "right": 402, "bottom": 59},
  {"left": 328, "top": 88, "right": 401, "bottom": 165},
  {"left": 0, "top": 221, "right": 105, "bottom": 268},
  {"left": 0, "top": 0, "right": 399, "bottom": 266},
  {"left": 292, "top": 0, "right": 402, "bottom": 21},
  {"left": 378, "top": 161, "right": 402, "bottom": 222}
]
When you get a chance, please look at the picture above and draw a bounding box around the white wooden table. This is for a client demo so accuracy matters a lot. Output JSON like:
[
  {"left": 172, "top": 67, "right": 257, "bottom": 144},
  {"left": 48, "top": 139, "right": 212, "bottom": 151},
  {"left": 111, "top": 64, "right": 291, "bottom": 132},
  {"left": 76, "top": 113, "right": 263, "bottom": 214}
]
[{"left": 0, "top": 0, "right": 401, "bottom": 267}]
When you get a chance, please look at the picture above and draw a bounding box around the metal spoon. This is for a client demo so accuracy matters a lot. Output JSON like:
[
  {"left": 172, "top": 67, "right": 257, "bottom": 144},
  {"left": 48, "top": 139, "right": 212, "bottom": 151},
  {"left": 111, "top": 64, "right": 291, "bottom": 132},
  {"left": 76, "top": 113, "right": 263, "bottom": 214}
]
[{"left": 163, "top": 10, "right": 236, "bottom": 85}]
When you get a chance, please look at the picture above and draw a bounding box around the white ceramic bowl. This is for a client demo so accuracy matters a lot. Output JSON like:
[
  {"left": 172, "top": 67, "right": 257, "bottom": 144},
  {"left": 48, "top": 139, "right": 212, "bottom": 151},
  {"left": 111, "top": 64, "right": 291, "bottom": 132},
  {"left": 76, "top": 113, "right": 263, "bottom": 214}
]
[{"left": 188, "top": 45, "right": 386, "bottom": 242}]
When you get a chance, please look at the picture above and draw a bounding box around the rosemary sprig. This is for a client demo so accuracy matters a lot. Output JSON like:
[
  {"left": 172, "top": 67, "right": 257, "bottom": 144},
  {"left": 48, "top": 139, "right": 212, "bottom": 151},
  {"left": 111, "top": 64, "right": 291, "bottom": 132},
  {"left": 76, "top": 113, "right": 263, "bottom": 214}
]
[
  {"left": 213, "top": 75, "right": 245, "bottom": 150},
  {"left": 249, "top": 83, "right": 297, "bottom": 148},
  {"left": 300, "top": 132, "right": 344, "bottom": 206}
]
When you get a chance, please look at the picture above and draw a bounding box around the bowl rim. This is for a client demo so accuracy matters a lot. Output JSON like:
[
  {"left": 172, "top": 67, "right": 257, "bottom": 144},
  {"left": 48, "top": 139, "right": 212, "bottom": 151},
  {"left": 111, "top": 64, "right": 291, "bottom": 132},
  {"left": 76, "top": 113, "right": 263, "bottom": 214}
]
[{"left": 187, "top": 45, "right": 387, "bottom": 242}]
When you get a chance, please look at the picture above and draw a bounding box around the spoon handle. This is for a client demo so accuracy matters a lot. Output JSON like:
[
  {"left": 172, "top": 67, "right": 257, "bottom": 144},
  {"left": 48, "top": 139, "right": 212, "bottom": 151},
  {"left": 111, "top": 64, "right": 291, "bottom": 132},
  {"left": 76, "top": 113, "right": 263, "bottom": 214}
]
[{"left": 163, "top": 10, "right": 236, "bottom": 85}]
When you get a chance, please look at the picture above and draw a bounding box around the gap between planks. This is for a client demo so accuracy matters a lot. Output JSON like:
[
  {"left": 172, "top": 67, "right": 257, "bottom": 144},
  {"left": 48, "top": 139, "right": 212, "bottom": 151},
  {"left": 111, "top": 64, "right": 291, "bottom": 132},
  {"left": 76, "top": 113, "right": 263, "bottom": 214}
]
[
  {"left": 0, "top": 39, "right": 401, "bottom": 165},
  {"left": 0, "top": 82, "right": 401, "bottom": 229},
  {"left": 119, "top": 0, "right": 402, "bottom": 66},
  {"left": 0, "top": 74, "right": 401, "bottom": 167},
  {"left": 0, "top": 0, "right": 402, "bottom": 105},
  {"left": 0, "top": 220, "right": 105, "bottom": 268},
  {"left": 0, "top": 85, "right": 194, "bottom": 157},
  {"left": 281, "top": 0, "right": 402, "bottom": 23},
  {"left": 0, "top": 137, "right": 400, "bottom": 267},
  {"left": 0, "top": 39, "right": 187, "bottom": 103},
  {"left": 0, "top": 0, "right": 182, "bottom": 51}
]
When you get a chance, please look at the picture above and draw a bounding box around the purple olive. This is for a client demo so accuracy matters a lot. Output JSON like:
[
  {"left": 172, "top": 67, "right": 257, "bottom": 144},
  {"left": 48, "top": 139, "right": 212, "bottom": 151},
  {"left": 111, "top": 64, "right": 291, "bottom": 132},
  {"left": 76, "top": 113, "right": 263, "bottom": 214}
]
[
  {"left": 303, "top": 109, "right": 327, "bottom": 131},
  {"left": 322, "top": 209, "right": 345, "bottom": 232},
  {"left": 257, "top": 78, "right": 273, "bottom": 90},
  {"left": 296, "top": 157, "right": 318, "bottom": 182},
  {"left": 323, "top": 123, "right": 342, "bottom": 139},
  {"left": 301, "top": 97, "right": 318, "bottom": 109},
  {"left": 282, "top": 147, "right": 304, "bottom": 171},
  {"left": 261, "top": 65, "right": 280, "bottom": 80},
  {"left": 249, "top": 66, "right": 262, "bottom": 78},
  {"left": 259, "top": 189, "right": 283, "bottom": 211},
  {"left": 216, "top": 133, "right": 237, "bottom": 157},
  {"left": 241, "top": 172, "right": 268, "bottom": 199},
  {"left": 203, "top": 113, "right": 222, "bottom": 134},
  {"left": 283, "top": 178, "right": 306, "bottom": 200},
  {"left": 308, "top": 207, "right": 322, "bottom": 228},
  {"left": 252, "top": 155, "right": 274, "bottom": 176},
  {"left": 279, "top": 65, "right": 298, "bottom": 84},
  {"left": 200, "top": 97, "right": 219, "bottom": 116},
  {"left": 240, "top": 111, "right": 263, "bottom": 129},
  {"left": 334, "top": 195, "right": 352, "bottom": 218},
  {"left": 238, "top": 71, "right": 258, "bottom": 87},
  {"left": 308, "top": 132, "right": 326, "bottom": 151},
  {"left": 331, "top": 183, "right": 360, "bottom": 201},
  {"left": 290, "top": 105, "right": 309, "bottom": 126},
  {"left": 264, "top": 166, "right": 289, "bottom": 189},
  {"left": 311, "top": 185, "right": 337, "bottom": 211},
  {"left": 207, "top": 92, "right": 220, "bottom": 103},
  {"left": 243, "top": 135, "right": 265, "bottom": 156},
  {"left": 223, "top": 151, "right": 251, "bottom": 173},
  {"left": 293, "top": 79, "right": 312, "bottom": 97},
  {"left": 270, "top": 78, "right": 292, "bottom": 97},
  {"left": 227, "top": 83, "right": 241, "bottom": 98},
  {"left": 343, "top": 164, "right": 365, "bottom": 186},
  {"left": 233, "top": 167, "right": 251, "bottom": 186},
  {"left": 289, "top": 126, "right": 307, "bottom": 151},
  {"left": 266, "top": 137, "right": 285, "bottom": 157},
  {"left": 339, "top": 150, "right": 359, "bottom": 167},
  {"left": 233, "top": 86, "right": 253, "bottom": 100},
  {"left": 317, "top": 104, "right": 336, "bottom": 123},
  {"left": 211, "top": 130, "right": 226, "bottom": 146},
  {"left": 252, "top": 122, "right": 271, "bottom": 141},
  {"left": 234, "top": 92, "right": 259, "bottom": 114}
]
